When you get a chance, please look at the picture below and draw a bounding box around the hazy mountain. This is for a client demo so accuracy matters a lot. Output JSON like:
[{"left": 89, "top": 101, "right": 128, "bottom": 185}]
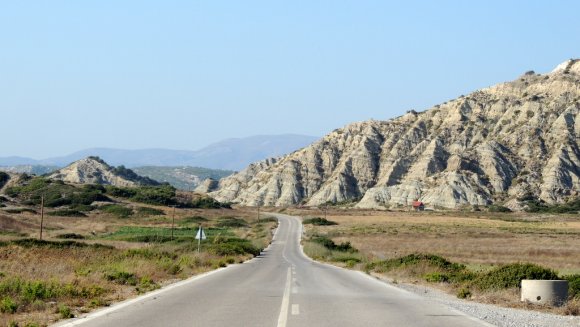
[
  {"left": 0, "top": 165, "right": 60, "bottom": 175},
  {"left": 0, "top": 134, "right": 318, "bottom": 171},
  {"left": 48, "top": 157, "right": 159, "bottom": 187},
  {"left": 132, "top": 166, "right": 233, "bottom": 190},
  {"left": 210, "top": 59, "right": 580, "bottom": 209}
]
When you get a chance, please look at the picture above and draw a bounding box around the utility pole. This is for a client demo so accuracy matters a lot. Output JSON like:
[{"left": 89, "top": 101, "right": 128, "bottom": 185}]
[
  {"left": 257, "top": 206, "right": 260, "bottom": 223},
  {"left": 39, "top": 195, "right": 44, "bottom": 240},
  {"left": 171, "top": 206, "right": 176, "bottom": 241},
  {"left": 324, "top": 203, "right": 328, "bottom": 221}
]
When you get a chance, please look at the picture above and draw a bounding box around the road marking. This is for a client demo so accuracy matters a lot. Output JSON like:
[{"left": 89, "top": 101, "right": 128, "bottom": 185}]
[
  {"left": 276, "top": 268, "right": 292, "bottom": 327},
  {"left": 291, "top": 304, "right": 300, "bottom": 315}
]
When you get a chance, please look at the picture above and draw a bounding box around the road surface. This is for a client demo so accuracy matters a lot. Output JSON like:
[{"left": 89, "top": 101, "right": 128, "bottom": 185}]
[{"left": 56, "top": 213, "right": 492, "bottom": 327}]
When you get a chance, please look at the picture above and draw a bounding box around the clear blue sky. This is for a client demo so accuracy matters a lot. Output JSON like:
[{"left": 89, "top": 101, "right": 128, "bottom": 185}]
[{"left": 1, "top": 1, "right": 579, "bottom": 158}]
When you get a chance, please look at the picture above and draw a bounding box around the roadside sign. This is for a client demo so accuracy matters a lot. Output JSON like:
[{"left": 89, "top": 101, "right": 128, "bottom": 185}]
[{"left": 195, "top": 227, "right": 207, "bottom": 240}]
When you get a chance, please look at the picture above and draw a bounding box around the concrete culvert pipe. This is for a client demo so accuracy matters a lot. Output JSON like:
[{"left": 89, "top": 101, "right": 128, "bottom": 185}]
[{"left": 521, "top": 280, "right": 568, "bottom": 306}]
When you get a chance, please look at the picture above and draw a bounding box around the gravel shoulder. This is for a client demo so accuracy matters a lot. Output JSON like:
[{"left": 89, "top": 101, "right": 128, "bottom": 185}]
[{"left": 372, "top": 274, "right": 580, "bottom": 327}]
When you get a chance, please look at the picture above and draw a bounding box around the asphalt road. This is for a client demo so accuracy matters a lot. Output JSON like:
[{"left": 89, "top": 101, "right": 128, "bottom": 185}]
[{"left": 56, "top": 213, "right": 492, "bottom": 327}]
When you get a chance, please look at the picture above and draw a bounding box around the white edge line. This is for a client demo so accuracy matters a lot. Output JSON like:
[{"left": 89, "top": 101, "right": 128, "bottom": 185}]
[
  {"left": 54, "top": 220, "right": 283, "bottom": 327},
  {"left": 53, "top": 266, "right": 229, "bottom": 327}
]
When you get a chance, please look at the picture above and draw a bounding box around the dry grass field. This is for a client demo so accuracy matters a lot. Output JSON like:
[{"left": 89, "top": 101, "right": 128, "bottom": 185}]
[
  {"left": 288, "top": 207, "right": 580, "bottom": 315},
  {"left": 0, "top": 204, "right": 274, "bottom": 327},
  {"left": 292, "top": 208, "right": 580, "bottom": 273}
]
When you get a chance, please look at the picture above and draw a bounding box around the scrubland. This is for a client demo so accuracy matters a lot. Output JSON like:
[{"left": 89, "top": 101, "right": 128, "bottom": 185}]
[{"left": 292, "top": 208, "right": 580, "bottom": 316}]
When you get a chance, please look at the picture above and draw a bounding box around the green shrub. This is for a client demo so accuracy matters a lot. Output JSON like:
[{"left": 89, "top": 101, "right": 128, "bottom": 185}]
[
  {"left": 208, "top": 238, "right": 261, "bottom": 256},
  {"left": 366, "top": 253, "right": 465, "bottom": 273},
  {"left": 47, "top": 209, "right": 87, "bottom": 217},
  {"left": 180, "top": 216, "right": 208, "bottom": 225},
  {"left": 564, "top": 274, "right": 580, "bottom": 299},
  {"left": 2, "top": 208, "right": 37, "bottom": 214},
  {"left": 101, "top": 204, "right": 133, "bottom": 218},
  {"left": 312, "top": 236, "right": 356, "bottom": 252},
  {"left": 457, "top": 287, "right": 472, "bottom": 299},
  {"left": 216, "top": 217, "right": 248, "bottom": 228},
  {"left": 58, "top": 304, "right": 74, "bottom": 318},
  {"left": 104, "top": 271, "right": 138, "bottom": 286},
  {"left": 488, "top": 205, "right": 512, "bottom": 212},
  {"left": 190, "top": 197, "right": 230, "bottom": 209},
  {"left": 106, "top": 185, "right": 176, "bottom": 206},
  {"left": 472, "top": 263, "right": 558, "bottom": 291},
  {"left": 135, "top": 207, "right": 165, "bottom": 216},
  {"left": 1, "top": 297, "right": 18, "bottom": 313},
  {"left": 303, "top": 217, "right": 338, "bottom": 225},
  {"left": 5, "top": 178, "right": 110, "bottom": 208},
  {"left": 0, "top": 172, "right": 9, "bottom": 189},
  {"left": 524, "top": 198, "right": 580, "bottom": 214},
  {"left": 55, "top": 233, "right": 86, "bottom": 240},
  {"left": 2, "top": 238, "right": 112, "bottom": 250}
]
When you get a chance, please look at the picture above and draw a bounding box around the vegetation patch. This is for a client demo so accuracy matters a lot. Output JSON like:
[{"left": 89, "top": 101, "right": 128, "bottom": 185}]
[
  {"left": 523, "top": 197, "right": 580, "bottom": 214},
  {"left": 472, "top": 263, "right": 559, "bottom": 291},
  {"left": 55, "top": 233, "right": 86, "bottom": 240},
  {"left": 105, "top": 185, "right": 176, "bottom": 206},
  {"left": 47, "top": 209, "right": 87, "bottom": 217},
  {"left": 216, "top": 217, "right": 248, "bottom": 228},
  {"left": 100, "top": 204, "right": 133, "bottom": 218},
  {"left": 6, "top": 179, "right": 111, "bottom": 208},
  {"left": 135, "top": 207, "right": 165, "bottom": 216},
  {"left": 0, "top": 172, "right": 9, "bottom": 189},
  {"left": 190, "top": 197, "right": 231, "bottom": 209},
  {"left": 180, "top": 216, "right": 208, "bottom": 225},
  {"left": 208, "top": 238, "right": 261, "bottom": 257},
  {"left": 311, "top": 236, "right": 356, "bottom": 252},
  {"left": 303, "top": 217, "right": 338, "bottom": 225}
]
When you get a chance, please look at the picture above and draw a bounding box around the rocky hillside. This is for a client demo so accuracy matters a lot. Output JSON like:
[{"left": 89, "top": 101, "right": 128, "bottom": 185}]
[
  {"left": 48, "top": 157, "right": 159, "bottom": 187},
  {"left": 210, "top": 59, "right": 580, "bottom": 209}
]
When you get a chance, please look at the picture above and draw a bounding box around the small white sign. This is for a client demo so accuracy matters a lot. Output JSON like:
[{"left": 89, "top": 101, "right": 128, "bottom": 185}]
[{"left": 195, "top": 227, "right": 207, "bottom": 240}]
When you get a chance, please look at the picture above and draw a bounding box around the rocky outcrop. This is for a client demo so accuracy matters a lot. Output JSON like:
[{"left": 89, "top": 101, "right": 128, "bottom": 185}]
[
  {"left": 48, "top": 157, "right": 159, "bottom": 187},
  {"left": 210, "top": 59, "right": 580, "bottom": 208},
  {"left": 195, "top": 178, "right": 219, "bottom": 193}
]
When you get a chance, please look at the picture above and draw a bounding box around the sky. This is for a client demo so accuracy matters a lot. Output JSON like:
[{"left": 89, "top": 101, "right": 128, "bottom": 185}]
[{"left": 1, "top": 1, "right": 579, "bottom": 158}]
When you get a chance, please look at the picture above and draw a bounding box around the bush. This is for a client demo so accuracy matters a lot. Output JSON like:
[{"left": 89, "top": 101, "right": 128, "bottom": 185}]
[
  {"left": 564, "top": 274, "right": 580, "bottom": 300},
  {"left": 366, "top": 253, "right": 466, "bottom": 273},
  {"left": 1, "top": 297, "right": 18, "bottom": 314},
  {"left": 208, "top": 238, "right": 261, "bottom": 257},
  {"left": 488, "top": 205, "right": 512, "bottom": 212},
  {"left": 135, "top": 207, "right": 165, "bottom": 216},
  {"left": 312, "top": 236, "right": 356, "bottom": 252},
  {"left": 55, "top": 233, "right": 86, "bottom": 240},
  {"left": 457, "top": 287, "right": 472, "bottom": 299},
  {"left": 58, "top": 304, "right": 74, "bottom": 319},
  {"left": 0, "top": 172, "right": 9, "bottom": 189},
  {"left": 190, "top": 197, "right": 230, "bottom": 209},
  {"left": 524, "top": 198, "right": 580, "bottom": 214},
  {"left": 180, "top": 216, "right": 208, "bottom": 225},
  {"left": 105, "top": 271, "right": 138, "bottom": 286},
  {"left": 216, "top": 217, "right": 248, "bottom": 228},
  {"left": 5, "top": 178, "right": 111, "bottom": 208},
  {"left": 303, "top": 217, "right": 338, "bottom": 225},
  {"left": 47, "top": 209, "right": 87, "bottom": 217},
  {"left": 106, "top": 185, "right": 176, "bottom": 206},
  {"left": 472, "top": 263, "right": 558, "bottom": 291},
  {"left": 101, "top": 204, "right": 133, "bottom": 218}
]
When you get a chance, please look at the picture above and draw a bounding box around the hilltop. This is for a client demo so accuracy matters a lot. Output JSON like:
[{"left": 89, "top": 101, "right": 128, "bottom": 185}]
[
  {"left": 48, "top": 156, "right": 160, "bottom": 187},
  {"left": 210, "top": 59, "right": 580, "bottom": 209}
]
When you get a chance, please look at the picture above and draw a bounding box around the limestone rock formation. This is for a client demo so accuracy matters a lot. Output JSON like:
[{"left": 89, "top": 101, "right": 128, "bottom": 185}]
[
  {"left": 194, "top": 178, "right": 220, "bottom": 193},
  {"left": 210, "top": 59, "right": 580, "bottom": 208},
  {"left": 48, "top": 157, "right": 159, "bottom": 187}
]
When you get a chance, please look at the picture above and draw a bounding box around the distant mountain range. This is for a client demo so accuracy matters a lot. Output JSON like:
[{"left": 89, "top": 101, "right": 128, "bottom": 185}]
[{"left": 0, "top": 134, "right": 318, "bottom": 171}]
